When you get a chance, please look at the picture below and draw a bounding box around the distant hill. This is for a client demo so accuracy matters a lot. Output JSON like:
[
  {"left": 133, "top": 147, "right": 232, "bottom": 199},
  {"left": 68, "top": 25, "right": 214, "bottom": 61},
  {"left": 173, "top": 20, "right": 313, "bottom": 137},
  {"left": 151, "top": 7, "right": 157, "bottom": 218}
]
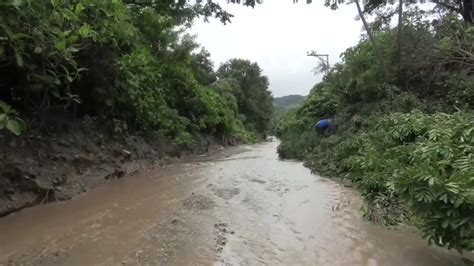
[{"left": 273, "top": 95, "right": 306, "bottom": 109}]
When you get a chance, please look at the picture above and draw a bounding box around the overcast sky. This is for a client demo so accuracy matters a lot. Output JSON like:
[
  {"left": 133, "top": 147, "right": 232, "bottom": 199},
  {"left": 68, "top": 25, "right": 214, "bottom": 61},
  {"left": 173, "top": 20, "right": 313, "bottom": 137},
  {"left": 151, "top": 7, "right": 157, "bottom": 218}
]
[{"left": 190, "top": 1, "right": 364, "bottom": 97}]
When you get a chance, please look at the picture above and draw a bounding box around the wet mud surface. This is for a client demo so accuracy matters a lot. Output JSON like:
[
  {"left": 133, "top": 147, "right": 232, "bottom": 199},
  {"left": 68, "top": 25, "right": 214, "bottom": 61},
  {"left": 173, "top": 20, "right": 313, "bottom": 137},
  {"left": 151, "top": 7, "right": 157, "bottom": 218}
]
[{"left": 0, "top": 141, "right": 472, "bottom": 265}]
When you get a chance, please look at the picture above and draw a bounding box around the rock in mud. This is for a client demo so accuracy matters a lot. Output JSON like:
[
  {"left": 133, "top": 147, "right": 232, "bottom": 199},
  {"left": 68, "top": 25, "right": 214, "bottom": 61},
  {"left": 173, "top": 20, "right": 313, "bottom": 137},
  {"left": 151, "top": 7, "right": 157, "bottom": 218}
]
[
  {"left": 214, "top": 222, "right": 233, "bottom": 253},
  {"left": 250, "top": 178, "right": 266, "bottom": 184},
  {"left": 212, "top": 187, "right": 240, "bottom": 200},
  {"left": 52, "top": 176, "right": 66, "bottom": 186}
]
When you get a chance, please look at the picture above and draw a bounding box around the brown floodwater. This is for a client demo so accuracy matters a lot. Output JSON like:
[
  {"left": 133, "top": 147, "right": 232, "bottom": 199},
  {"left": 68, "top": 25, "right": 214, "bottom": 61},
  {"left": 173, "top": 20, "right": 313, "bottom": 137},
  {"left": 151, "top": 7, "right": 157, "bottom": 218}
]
[{"left": 0, "top": 140, "right": 472, "bottom": 265}]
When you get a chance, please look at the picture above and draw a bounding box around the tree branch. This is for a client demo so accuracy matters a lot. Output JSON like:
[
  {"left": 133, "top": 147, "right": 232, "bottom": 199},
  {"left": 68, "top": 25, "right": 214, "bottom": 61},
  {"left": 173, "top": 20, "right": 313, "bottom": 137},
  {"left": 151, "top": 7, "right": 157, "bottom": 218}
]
[{"left": 432, "top": 0, "right": 462, "bottom": 14}]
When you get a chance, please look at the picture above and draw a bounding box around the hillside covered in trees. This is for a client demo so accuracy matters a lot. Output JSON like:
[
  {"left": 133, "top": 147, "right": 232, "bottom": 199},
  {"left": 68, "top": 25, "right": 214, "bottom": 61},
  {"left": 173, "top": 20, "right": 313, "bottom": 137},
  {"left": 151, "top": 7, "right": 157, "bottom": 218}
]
[
  {"left": 274, "top": 95, "right": 307, "bottom": 109},
  {"left": 0, "top": 0, "right": 272, "bottom": 216},
  {"left": 277, "top": 1, "right": 474, "bottom": 252},
  {"left": 270, "top": 94, "right": 306, "bottom": 134}
]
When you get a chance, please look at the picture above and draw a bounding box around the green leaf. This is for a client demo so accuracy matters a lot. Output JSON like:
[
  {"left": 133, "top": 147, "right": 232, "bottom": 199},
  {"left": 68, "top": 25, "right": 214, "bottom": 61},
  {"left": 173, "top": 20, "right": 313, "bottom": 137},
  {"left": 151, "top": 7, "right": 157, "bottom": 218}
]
[
  {"left": 458, "top": 217, "right": 471, "bottom": 226},
  {"left": 15, "top": 53, "right": 24, "bottom": 68},
  {"left": 67, "top": 47, "right": 79, "bottom": 53},
  {"left": 51, "top": 0, "right": 59, "bottom": 8},
  {"left": 75, "top": 3, "right": 85, "bottom": 14},
  {"left": 440, "top": 194, "right": 449, "bottom": 204},
  {"left": 454, "top": 198, "right": 464, "bottom": 208},
  {"left": 0, "top": 100, "right": 11, "bottom": 113},
  {"left": 441, "top": 219, "right": 449, "bottom": 229},
  {"left": 428, "top": 177, "right": 435, "bottom": 186},
  {"left": 55, "top": 39, "right": 66, "bottom": 52},
  {"left": 12, "top": 0, "right": 23, "bottom": 7},
  {"left": 6, "top": 119, "right": 25, "bottom": 136},
  {"left": 78, "top": 24, "right": 92, "bottom": 38},
  {"left": 0, "top": 114, "right": 6, "bottom": 128},
  {"left": 11, "top": 32, "right": 31, "bottom": 40},
  {"left": 33, "top": 47, "right": 43, "bottom": 54}
]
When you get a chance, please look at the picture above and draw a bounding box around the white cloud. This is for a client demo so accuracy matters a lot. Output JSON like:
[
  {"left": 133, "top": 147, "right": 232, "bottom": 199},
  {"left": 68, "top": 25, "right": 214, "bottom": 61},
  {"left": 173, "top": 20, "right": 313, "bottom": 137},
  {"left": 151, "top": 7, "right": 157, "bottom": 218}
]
[{"left": 190, "top": 1, "right": 363, "bottom": 97}]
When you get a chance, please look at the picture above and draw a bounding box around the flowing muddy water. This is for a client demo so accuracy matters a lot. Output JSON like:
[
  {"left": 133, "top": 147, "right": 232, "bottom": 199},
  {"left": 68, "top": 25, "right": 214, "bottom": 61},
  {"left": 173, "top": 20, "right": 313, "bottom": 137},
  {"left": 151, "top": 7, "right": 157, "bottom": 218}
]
[{"left": 0, "top": 141, "right": 472, "bottom": 265}]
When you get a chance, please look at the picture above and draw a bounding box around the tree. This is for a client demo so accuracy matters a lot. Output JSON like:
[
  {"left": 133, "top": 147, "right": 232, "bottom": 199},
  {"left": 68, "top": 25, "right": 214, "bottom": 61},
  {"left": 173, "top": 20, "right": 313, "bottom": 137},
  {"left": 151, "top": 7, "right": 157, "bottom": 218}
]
[
  {"left": 0, "top": 0, "right": 266, "bottom": 142},
  {"left": 217, "top": 59, "right": 273, "bottom": 133},
  {"left": 354, "top": 0, "right": 390, "bottom": 79},
  {"left": 212, "top": 78, "right": 240, "bottom": 114},
  {"left": 124, "top": 0, "right": 472, "bottom": 24},
  {"left": 397, "top": 0, "right": 403, "bottom": 64},
  {"left": 123, "top": 0, "right": 263, "bottom": 24},
  {"left": 191, "top": 48, "right": 217, "bottom": 86},
  {"left": 432, "top": 0, "right": 473, "bottom": 23}
]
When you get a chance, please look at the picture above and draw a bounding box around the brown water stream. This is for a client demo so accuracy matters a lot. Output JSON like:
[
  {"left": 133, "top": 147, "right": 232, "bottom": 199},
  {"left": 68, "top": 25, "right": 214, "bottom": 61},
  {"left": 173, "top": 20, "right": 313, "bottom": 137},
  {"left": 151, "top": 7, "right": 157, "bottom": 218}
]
[{"left": 0, "top": 141, "right": 471, "bottom": 265}]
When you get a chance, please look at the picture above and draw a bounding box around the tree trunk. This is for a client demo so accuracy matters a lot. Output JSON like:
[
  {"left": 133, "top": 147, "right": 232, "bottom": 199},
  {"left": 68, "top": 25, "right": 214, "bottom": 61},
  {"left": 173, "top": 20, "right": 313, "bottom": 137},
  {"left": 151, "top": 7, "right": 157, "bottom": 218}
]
[
  {"left": 354, "top": 0, "right": 389, "bottom": 80},
  {"left": 462, "top": 0, "right": 473, "bottom": 23},
  {"left": 397, "top": 0, "right": 403, "bottom": 65}
]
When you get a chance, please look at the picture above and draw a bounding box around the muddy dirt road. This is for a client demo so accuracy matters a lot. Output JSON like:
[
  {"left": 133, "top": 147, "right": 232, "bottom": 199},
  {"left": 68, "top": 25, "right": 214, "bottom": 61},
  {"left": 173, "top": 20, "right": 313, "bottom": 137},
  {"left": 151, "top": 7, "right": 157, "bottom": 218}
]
[{"left": 0, "top": 141, "right": 471, "bottom": 265}]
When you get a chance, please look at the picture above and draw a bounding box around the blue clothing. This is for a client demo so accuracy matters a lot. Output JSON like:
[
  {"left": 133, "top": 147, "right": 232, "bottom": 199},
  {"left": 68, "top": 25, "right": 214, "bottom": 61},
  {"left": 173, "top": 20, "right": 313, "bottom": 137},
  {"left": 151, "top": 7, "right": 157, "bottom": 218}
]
[{"left": 315, "top": 119, "right": 332, "bottom": 130}]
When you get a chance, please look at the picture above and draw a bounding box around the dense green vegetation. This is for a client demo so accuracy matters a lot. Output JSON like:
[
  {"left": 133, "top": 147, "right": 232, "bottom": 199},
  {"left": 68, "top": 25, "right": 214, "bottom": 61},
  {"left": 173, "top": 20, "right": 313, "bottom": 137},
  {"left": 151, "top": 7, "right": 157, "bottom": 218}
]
[
  {"left": 0, "top": 0, "right": 272, "bottom": 145},
  {"left": 217, "top": 59, "right": 273, "bottom": 134},
  {"left": 277, "top": 5, "right": 474, "bottom": 251}
]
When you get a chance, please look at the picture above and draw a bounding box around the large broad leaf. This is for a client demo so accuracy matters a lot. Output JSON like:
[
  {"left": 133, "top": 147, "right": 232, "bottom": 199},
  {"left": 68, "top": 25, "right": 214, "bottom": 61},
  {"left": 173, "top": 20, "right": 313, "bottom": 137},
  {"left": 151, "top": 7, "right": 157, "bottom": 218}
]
[
  {"left": 0, "top": 114, "right": 6, "bottom": 129},
  {"left": 6, "top": 118, "right": 26, "bottom": 136},
  {"left": 55, "top": 39, "right": 67, "bottom": 52},
  {"left": 12, "top": 0, "right": 24, "bottom": 7},
  {"left": 0, "top": 100, "right": 11, "bottom": 113},
  {"left": 50, "top": 0, "right": 59, "bottom": 8},
  {"left": 15, "top": 53, "right": 24, "bottom": 68}
]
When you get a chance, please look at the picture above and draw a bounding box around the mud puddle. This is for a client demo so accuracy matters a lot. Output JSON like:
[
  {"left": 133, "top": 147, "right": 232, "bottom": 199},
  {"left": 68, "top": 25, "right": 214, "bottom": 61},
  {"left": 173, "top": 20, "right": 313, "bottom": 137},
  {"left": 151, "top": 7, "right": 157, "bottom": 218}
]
[{"left": 0, "top": 141, "right": 472, "bottom": 265}]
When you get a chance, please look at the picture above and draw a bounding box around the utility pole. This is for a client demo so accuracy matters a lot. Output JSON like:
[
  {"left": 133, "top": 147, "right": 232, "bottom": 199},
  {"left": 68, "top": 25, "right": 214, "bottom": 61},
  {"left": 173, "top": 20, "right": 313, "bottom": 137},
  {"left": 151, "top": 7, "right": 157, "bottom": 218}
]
[{"left": 307, "top": 50, "right": 329, "bottom": 75}]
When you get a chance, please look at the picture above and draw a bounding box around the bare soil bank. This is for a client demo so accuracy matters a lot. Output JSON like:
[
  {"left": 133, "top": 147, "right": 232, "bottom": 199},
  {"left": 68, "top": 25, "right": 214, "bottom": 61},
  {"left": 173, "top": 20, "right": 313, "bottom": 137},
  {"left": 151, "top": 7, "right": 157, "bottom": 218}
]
[{"left": 0, "top": 117, "right": 231, "bottom": 217}]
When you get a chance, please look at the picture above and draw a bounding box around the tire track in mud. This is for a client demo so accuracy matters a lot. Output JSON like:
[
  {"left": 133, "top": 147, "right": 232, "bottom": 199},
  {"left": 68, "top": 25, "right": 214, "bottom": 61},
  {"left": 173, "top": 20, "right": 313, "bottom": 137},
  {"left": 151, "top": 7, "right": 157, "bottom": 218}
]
[{"left": 203, "top": 146, "right": 341, "bottom": 265}]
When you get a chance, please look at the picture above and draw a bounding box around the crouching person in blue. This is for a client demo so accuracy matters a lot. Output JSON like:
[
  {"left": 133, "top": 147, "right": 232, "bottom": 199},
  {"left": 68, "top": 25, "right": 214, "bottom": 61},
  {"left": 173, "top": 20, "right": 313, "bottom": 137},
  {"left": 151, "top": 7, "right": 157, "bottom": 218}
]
[{"left": 314, "top": 119, "right": 335, "bottom": 134}]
